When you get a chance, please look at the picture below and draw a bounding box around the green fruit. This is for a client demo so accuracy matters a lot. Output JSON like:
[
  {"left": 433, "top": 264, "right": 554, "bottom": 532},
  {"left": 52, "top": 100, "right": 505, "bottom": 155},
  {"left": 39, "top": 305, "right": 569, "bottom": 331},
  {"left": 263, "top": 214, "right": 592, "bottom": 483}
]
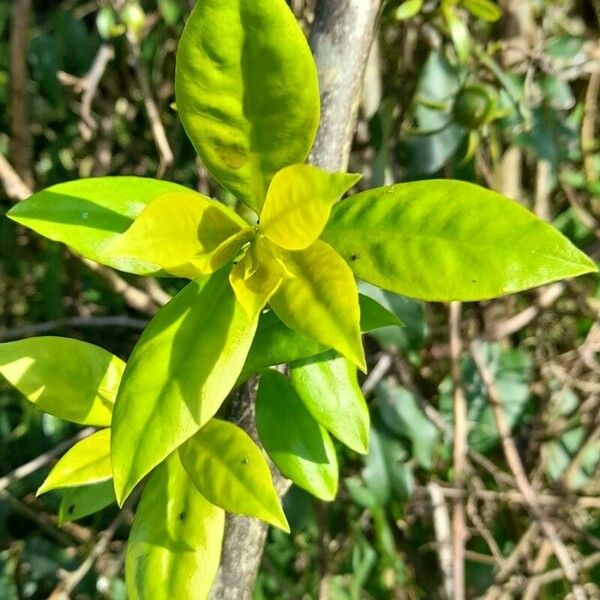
[{"left": 452, "top": 85, "right": 496, "bottom": 129}]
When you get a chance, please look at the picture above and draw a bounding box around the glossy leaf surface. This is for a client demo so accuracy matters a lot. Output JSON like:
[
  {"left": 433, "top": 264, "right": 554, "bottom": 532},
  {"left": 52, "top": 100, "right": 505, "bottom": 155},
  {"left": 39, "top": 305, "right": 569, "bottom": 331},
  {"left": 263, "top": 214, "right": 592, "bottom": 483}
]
[
  {"left": 290, "top": 351, "right": 369, "bottom": 454},
  {"left": 323, "top": 180, "right": 597, "bottom": 301},
  {"left": 38, "top": 429, "right": 112, "bottom": 495},
  {"left": 256, "top": 370, "right": 338, "bottom": 501},
  {"left": 260, "top": 165, "right": 361, "bottom": 250},
  {"left": 7, "top": 177, "right": 189, "bottom": 273},
  {"left": 126, "top": 454, "right": 224, "bottom": 600},
  {"left": 175, "top": 0, "right": 319, "bottom": 211},
  {"left": 0, "top": 337, "right": 123, "bottom": 426},
  {"left": 179, "top": 419, "right": 289, "bottom": 531},
  {"left": 111, "top": 269, "right": 258, "bottom": 505},
  {"left": 270, "top": 241, "right": 366, "bottom": 371},
  {"left": 59, "top": 480, "right": 116, "bottom": 523}
]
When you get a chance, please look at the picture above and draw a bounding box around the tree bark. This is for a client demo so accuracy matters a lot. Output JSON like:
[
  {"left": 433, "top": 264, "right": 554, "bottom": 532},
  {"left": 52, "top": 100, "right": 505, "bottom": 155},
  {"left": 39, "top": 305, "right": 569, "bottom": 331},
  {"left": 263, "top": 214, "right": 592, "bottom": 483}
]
[{"left": 208, "top": 1, "right": 381, "bottom": 597}]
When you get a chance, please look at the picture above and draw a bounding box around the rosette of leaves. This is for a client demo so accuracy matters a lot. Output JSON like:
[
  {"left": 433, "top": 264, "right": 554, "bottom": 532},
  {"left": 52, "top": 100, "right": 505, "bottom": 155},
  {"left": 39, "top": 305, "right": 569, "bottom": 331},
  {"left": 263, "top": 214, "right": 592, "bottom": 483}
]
[{"left": 2, "top": 0, "right": 597, "bottom": 597}]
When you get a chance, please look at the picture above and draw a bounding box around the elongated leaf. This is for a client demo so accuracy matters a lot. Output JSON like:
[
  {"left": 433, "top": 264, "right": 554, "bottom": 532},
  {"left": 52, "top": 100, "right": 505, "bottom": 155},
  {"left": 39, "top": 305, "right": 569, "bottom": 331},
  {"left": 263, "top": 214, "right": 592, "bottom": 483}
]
[
  {"left": 38, "top": 429, "right": 111, "bottom": 495},
  {"left": 261, "top": 165, "right": 361, "bottom": 250},
  {"left": 111, "top": 269, "right": 258, "bottom": 505},
  {"left": 462, "top": 0, "right": 502, "bottom": 22},
  {"left": 270, "top": 241, "right": 365, "bottom": 371},
  {"left": 239, "top": 294, "right": 401, "bottom": 382},
  {"left": 322, "top": 180, "right": 597, "bottom": 302},
  {"left": 126, "top": 454, "right": 224, "bottom": 600},
  {"left": 290, "top": 351, "right": 369, "bottom": 454},
  {"left": 7, "top": 177, "right": 189, "bottom": 273},
  {"left": 179, "top": 419, "right": 289, "bottom": 531},
  {"left": 394, "top": 0, "right": 423, "bottom": 20},
  {"left": 175, "top": 0, "right": 319, "bottom": 211},
  {"left": 59, "top": 480, "right": 116, "bottom": 523},
  {"left": 104, "top": 191, "right": 251, "bottom": 278},
  {"left": 256, "top": 370, "right": 338, "bottom": 501},
  {"left": 0, "top": 337, "right": 123, "bottom": 426}
]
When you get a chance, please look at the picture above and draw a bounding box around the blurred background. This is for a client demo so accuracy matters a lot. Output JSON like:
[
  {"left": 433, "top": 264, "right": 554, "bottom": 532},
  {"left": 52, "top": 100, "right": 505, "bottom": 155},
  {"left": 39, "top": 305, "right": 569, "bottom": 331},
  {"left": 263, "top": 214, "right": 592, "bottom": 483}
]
[{"left": 2, "top": 0, "right": 600, "bottom": 598}]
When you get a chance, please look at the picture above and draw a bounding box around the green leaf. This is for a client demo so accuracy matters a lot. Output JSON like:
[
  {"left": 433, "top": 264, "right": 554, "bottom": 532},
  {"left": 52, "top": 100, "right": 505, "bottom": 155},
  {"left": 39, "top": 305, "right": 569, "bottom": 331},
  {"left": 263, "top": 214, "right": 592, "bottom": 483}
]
[
  {"left": 260, "top": 165, "right": 361, "bottom": 250},
  {"left": 322, "top": 180, "right": 597, "bottom": 302},
  {"left": 7, "top": 177, "right": 190, "bottom": 274},
  {"left": 256, "top": 370, "right": 338, "bottom": 501},
  {"left": 175, "top": 0, "right": 320, "bottom": 211},
  {"left": 290, "top": 351, "right": 369, "bottom": 454},
  {"left": 59, "top": 480, "right": 116, "bottom": 523},
  {"left": 104, "top": 191, "right": 251, "bottom": 278},
  {"left": 38, "top": 429, "right": 112, "bottom": 495},
  {"left": 0, "top": 337, "right": 123, "bottom": 426},
  {"left": 111, "top": 269, "right": 258, "bottom": 505},
  {"left": 239, "top": 294, "right": 400, "bottom": 382},
  {"left": 126, "top": 454, "right": 224, "bottom": 600},
  {"left": 270, "top": 241, "right": 366, "bottom": 371},
  {"left": 393, "top": 0, "right": 423, "bottom": 20},
  {"left": 445, "top": 10, "right": 470, "bottom": 62},
  {"left": 462, "top": 0, "right": 502, "bottom": 22},
  {"left": 179, "top": 419, "right": 289, "bottom": 531}
]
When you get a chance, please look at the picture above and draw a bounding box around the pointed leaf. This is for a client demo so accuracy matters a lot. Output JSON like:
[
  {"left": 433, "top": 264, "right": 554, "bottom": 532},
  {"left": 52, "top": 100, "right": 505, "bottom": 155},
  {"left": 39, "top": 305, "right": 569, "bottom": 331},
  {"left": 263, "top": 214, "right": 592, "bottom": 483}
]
[
  {"left": 104, "top": 191, "right": 251, "bottom": 278},
  {"left": 7, "top": 177, "right": 190, "bottom": 273},
  {"left": 256, "top": 370, "right": 338, "bottom": 501},
  {"left": 270, "top": 240, "right": 365, "bottom": 370},
  {"left": 260, "top": 165, "right": 361, "bottom": 250},
  {"left": 290, "top": 351, "right": 369, "bottom": 454},
  {"left": 0, "top": 337, "right": 124, "bottom": 426},
  {"left": 322, "top": 180, "right": 597, "bottom": 302},
  {"left": 179, "top": 419, "right": 289, "bottom": 531},
  {"left": 126, "top": 454, "right": 224, "bottom": 600},
  {"left": 38, "top": 429, "right": 111, "bottom": 495},
  {"left": 59, "top": 480, "right": 116, "bottom": 523},
  {"left": 175, "top": 0, "right": 319, "bottom": 211},
  {"left": 111, "top": 269, "right": 258, "bottom": 505}
]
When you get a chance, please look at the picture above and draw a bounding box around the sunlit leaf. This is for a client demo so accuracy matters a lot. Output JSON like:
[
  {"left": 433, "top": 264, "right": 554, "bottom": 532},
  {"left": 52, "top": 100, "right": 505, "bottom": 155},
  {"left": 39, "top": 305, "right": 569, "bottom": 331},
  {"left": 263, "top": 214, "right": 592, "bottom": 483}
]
[
  {"left": 462, "top": 0, "right": 502, "bottom": 22},
  {"left": 0, "top": 337, "right": 123, "bottom": 426},
  {"left": 394, "top": 0, "right": 423, "bottom": 20},
  {"left": 179, "top": 419, "right": 289, "bottom": 531}
]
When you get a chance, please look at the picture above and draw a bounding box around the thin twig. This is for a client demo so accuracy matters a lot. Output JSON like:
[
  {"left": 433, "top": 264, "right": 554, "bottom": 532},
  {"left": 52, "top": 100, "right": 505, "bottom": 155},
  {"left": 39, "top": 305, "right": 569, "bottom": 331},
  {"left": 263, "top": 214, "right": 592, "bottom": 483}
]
[{"left": 428, "top": 482, "right": 454, "bottom": 599}]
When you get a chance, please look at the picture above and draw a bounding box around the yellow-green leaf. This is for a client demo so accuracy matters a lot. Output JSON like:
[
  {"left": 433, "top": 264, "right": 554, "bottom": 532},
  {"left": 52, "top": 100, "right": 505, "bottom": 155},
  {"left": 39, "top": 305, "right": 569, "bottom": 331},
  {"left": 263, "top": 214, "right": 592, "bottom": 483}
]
[
  {"left": 111, "top": 269, "right": 258, "bottom": 505},
  {"left": 59, "top": 480, "right": 116, "bottom": 524},
  {"left": 256, "top": 370, "right": 338, "bottom": 501},
  {"left": 0, "top": 337, "right": 124, "bottom": 426},
  {"left": 290, "top": 351, "right": 369, "bottom": 454},
  {"left": 270, "top": 241, "right": 366, "bottom": 371},
  {"left": 322, "top": 180, "right": 598, "bottom": 301},
  {"left": 462, "top": 0, "right": 502, "bottom": 22},
  {"left": 38, "top": 429, "right": 111, "bottom": 495},
  {"left": 260, "top": 165, "right": 361, "bottom": 250},
  {"left": 126, "top": 454, "right": 224, "bottom": 600},
  {"left": 179, "top": 419, "right": 289, "bottom": 531},
  {"left": 104, "top": 191, "right": 252, "bottom": 278},
  {"left": 175, "top": 0, "right": 320, "bottom": 211}
]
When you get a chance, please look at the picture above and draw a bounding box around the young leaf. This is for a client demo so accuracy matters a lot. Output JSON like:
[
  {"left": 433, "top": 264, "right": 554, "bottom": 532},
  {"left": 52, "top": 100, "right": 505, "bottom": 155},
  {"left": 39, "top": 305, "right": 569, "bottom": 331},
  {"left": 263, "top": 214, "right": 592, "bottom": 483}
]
[
  {"left": 126, "top": 454, "right": 224, "bottom": 600},
  {"left": 111, "top": 269, "right": 258, "bottom": 505},
  {"left": 175, "top": 0, "right": 319, "bottom": 211},
  {"left": 290, "top": 351, "right": 369, "bottom": 454},
  {"left": 270, "top": 241, "right": 366, "bottom": 371},
  {"left": 394, "top": 0, "right": 423, "bottom": 20},
  {"left": 256, "top": 370, "right": 338, "bottom": 501},
  {"left": 260, "top": 165, "right": 361, "bottom": 250},
  {"left": 179, "top": 419, "right": 289, "bottom": 531},
  {"left": 38, "top": 429, "right": 112, "bottom": 495},
  {"left": 322, "top": 180, "right": 597, "bottom": 302},
  {"left": 462, "top": 0, "right": 502, "bottom": 22},
  {"left": 104, "top": 191, "right": 252, "bottom": 278},
  {"left": 59, "top": 480, "right": 116, "bottom": 524},
  {"left": 7, "top": 177, "right": 190, "bottom": 273},
  {"left": 0, "top": 337, "right": 124, "bottom": 426}
]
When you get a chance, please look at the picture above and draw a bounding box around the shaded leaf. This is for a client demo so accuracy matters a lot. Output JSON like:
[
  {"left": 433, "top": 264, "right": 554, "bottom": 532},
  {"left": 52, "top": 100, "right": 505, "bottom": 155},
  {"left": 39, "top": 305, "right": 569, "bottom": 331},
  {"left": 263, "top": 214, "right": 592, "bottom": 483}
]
[{"left": 59, "top": 480, "right": 116, "bottom": 523}]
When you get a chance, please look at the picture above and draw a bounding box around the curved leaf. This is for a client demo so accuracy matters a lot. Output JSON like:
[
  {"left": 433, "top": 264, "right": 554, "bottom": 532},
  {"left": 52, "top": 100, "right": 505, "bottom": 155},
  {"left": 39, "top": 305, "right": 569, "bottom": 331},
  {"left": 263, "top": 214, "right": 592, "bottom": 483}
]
[
  {"left": 175, "top": 0, "right": 319, "bottom": 211},
  {"left": 38, "top": 429, "right": 111, "bottom": 495},
  {"left": 179, "top": 419, "right": 289, "bottom": 531},
  {"left": 59, "top": 480, "right": 116, "bottom": 524},
  {"left": 256, "top": 370, "right": 338, "bottom": 501},
  {"left": 270, "top": 241, "right": 366, "bottom": 371},
  {"left": 111, "top": 269, "right": 258, "bottom": 505},
  {"left": 260, "top": 165, "right": 361, "bottom": 250},
  {"left": 0, "top": 337, "right": 123, "bottom": 426},
  {"left": 322, "top": 180, "right": 597, "bottom": 302},
  {"left": 126, "top": 454, "right": 224, "bottom": 600},
  {"left": 7, "top": 177, "right": 189, "bottom": 273},
  {"left": 290, "top": 351, "right": 369, "bottom": 454}
]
